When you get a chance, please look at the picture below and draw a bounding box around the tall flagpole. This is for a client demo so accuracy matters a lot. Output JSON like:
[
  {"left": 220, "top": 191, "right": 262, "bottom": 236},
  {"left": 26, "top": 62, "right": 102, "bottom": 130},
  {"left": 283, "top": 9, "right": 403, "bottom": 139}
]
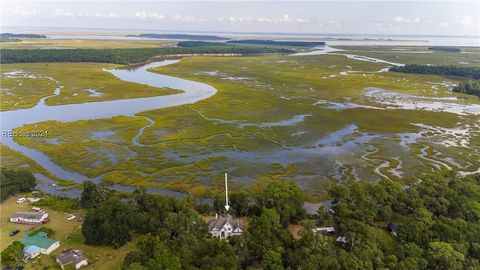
[{"left": 225, "top": 173, "right": 230, "bottom": 212}]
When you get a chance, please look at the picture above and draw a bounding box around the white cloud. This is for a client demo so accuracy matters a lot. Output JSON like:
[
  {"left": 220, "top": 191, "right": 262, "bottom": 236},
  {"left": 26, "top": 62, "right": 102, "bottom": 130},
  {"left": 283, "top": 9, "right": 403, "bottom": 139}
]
[
  {"left": 394, "top": 16, "right": 411, "bottom": 23},
  {"left": 218, "top": 14, "right": 310, "bottom": 25},
  {"left": 51, "top": 8, "right": 75, "bottom": 18},
  {"left": 135, "top": 11, "right": 164, "bottom": 20},
  {"left": 172, "top": 15, "right": 195, "bottom": 22},
  {"left": 12, "top": 8, "right": 38, "bottom": 17},
  {"left": 456, "top": 16, "right": 473, "bottom": 25}
]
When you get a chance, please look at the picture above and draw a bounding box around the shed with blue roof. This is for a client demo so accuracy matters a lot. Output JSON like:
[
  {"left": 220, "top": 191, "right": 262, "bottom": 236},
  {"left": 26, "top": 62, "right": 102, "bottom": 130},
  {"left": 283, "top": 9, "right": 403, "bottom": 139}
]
[{"left": 23, "top": 245, "right": 41, "bottom": 259}]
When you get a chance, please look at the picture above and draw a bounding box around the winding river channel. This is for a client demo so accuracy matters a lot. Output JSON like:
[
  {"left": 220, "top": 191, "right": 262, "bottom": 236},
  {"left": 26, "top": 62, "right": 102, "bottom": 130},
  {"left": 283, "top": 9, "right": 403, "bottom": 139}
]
[{"left": 1, "top": 59, "right": 217, "bottom": 186}]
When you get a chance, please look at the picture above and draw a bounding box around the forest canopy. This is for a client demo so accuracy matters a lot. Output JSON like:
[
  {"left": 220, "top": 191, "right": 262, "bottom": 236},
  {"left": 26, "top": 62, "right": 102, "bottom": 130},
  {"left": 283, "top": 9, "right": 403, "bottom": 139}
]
[
  {"left": 227, "top": 39, "right": 326, "bottom": 47},
  {"left": 428, "top": 46, "right": 461, "bottom": 52},
  {"left": 390, "top": 64, "right": 480, "bottom": 79},
  {"left": 453, "top": 80, "right": 480, "bottom": 97},
  {"left": 0, "top": 168, "right": 36, "bottom": 202},
  {"left": 127, "top": 33, "right": 229, "bottom": 41},
  {"left": 78, "top": 173, "right": 480, "bottom": 270},
  {"left": 0, "top": 45, "right": 293, "bottom": 64}
]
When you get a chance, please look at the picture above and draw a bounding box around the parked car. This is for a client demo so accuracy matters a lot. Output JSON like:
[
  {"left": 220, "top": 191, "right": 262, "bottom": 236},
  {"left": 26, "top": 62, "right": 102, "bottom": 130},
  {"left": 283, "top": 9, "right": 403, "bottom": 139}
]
[
  {"left": 16, "top": 198, "right": 26, "bottom": 203},
  {"left": 10, "top": 229, "right": 20, "bottom": 236},
  {"left": 14, "top": 266, "right": 24, "bottom": 270},
  {"left": 67, "top": 215, "right": 76, "bottom": 221}
]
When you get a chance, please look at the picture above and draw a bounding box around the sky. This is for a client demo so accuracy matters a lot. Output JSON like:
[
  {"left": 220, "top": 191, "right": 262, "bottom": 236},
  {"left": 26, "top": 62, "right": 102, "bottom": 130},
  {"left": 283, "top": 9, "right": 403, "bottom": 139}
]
[{"left": 1, "top": 1, "right": 479, "bottom": 36}]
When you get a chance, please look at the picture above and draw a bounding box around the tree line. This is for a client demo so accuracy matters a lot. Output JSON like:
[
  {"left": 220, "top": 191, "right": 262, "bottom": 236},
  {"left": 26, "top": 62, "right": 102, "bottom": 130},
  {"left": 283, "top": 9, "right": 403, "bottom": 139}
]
[
  {"left": 0, "top": 168, "right": 36, "bottom": 202},
  {"left": 390, "top": 64, "right": 480, "bottom": 79},
  {"left": 128, "top": 33, "right": 229, "bottom": 41},
  {"left": 0, "top": 33, "right": 46, "bottom": 42},
  {"left": 77, "top": 172, "right": 480, "bottom": 270},
  {"left": 1, "top": 45, "right": 293, "bottom": 65},
  {"left": 227, "top": 39, "right": 326, "bottom": 47},
  {"left": 453, "top": 80, "right": 480, "bottom": 97},
  {"left": 428, "top": 46, "right": 461, "bottom": 53}
]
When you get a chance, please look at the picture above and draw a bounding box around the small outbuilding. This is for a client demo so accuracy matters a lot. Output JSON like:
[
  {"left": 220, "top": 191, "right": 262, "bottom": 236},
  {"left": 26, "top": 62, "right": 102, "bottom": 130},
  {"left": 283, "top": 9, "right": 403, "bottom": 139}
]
[
  {"left": 312, "top": 226, "right": 335, "bottom": 235},
  {"left": 56, "top": 249, "right": 88, "bottom": 270},
  {"left": 336, "top": 236, "right": 347, "bottom": 244},
  {"left": 23, "top": 245, "right": 41, "bottom": 259}
]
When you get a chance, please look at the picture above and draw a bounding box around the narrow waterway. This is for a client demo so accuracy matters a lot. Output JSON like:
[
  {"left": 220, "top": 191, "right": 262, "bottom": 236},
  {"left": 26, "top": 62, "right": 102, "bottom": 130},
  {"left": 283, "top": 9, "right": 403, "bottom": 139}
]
[{"left": 0, "top": 59, "right": 217, "bottom": 182}]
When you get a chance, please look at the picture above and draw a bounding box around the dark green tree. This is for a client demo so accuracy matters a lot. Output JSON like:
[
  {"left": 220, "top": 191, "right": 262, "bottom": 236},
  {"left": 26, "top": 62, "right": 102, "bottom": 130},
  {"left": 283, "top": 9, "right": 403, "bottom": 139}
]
[
  {"left": 428, "top": 242, "right": 465, "bottom": 270},
  {"left": 246, "top": 208, "right": 293, "bottom": 262},
  {"left": 82, "top": 198, "right": 135, "bottom": 247},
  {"left": 1, "top": 241, "right": 24, "bottom": 266},
  {"left": 0, "top": 168, "right": 36, "bottom": 201},
  {"left": 80, "top": 181, "right": 111, "bottom": 208},
  {"left": 257, "top": 179, "right": 305, "bottom": 225}
]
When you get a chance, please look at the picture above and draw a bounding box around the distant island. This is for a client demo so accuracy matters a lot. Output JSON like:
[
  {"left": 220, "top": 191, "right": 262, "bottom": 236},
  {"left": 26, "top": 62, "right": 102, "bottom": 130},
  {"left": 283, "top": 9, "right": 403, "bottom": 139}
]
[
  {"left": 227, "top": 39, "right": 325, "bottom": 47},
  {"left": 127, "top": 33, "right": 230, "bottom": 41},
  {"left": 0, "top": 33, "right": 47, "bottom": 42},
  {"left": 429, "top": 46, "right": 461, "bottom": 52}
]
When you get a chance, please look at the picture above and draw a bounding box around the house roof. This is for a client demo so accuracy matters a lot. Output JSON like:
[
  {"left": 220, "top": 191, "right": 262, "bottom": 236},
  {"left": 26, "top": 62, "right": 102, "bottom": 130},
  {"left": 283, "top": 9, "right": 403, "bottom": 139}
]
[
  {"left": 312, "top": 227, "right": 335, "bottom": 233},
  {"left": 208, "top": 214, "right": 243, "bottom": 231},
  {"left": 24, "top": 245, "right": 41, "bottom": 254},
  {"left": 20, "top": 232, "right": 58, "bottom": 249},
  {"left": 56, "top": 250, "right": 88, "bottom": 266},
  {"left": 11, "top": 211, "right": 46, "bottom": 220}
]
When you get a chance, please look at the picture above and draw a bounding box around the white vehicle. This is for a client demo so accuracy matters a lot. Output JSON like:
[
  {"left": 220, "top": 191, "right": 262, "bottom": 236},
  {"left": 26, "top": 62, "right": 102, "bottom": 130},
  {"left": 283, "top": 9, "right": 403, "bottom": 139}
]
[
  {"left": 67, "top": 215, "right": 76, "bottom": 221},
  {"left": 16, "top": 198, "right": 26, "bottom": 203},
  {"left": 27, "top": 198, "right": 41, "bottom": 203},
  {"left": 32, "top": 207, "right": 42, "bottom": 211}
]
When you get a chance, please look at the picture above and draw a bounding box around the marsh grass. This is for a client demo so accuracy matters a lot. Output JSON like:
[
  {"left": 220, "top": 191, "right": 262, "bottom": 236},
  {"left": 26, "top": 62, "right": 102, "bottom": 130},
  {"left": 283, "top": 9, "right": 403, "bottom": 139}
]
[
  {"left": 6, "top": 52, "right": 479, "bottom": 199},
  {"left": 1, "top": 62, "right": 180, "bottom": 111}
]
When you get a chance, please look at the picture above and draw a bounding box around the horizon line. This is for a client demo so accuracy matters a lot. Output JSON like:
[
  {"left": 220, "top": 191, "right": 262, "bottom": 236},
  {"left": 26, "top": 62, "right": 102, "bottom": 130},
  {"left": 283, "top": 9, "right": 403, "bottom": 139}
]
[{"left": 4, "top": 25, "right": 480, "bottom": 39}]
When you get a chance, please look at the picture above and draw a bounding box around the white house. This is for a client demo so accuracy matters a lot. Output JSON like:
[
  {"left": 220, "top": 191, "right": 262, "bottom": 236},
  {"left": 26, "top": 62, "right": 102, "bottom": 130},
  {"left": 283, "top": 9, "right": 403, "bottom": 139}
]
[
  {"left": 208, "top": 214, "right": 244, "bottom": 239},
  {"left": 20, "top": 232, "right": 59, "bottom": 255},
  {"left": 56, "top": 249, "right": 88, "bottom": 270},
  {"left": 10, "top": 211, "right": 48, "bottom": 225}
]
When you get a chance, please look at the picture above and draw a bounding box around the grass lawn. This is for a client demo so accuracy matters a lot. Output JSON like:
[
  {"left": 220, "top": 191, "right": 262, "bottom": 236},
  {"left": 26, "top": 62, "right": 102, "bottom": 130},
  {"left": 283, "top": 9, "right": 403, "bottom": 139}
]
[{"left": 1, "top": 194, "right": 135, "bottom": 269}]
